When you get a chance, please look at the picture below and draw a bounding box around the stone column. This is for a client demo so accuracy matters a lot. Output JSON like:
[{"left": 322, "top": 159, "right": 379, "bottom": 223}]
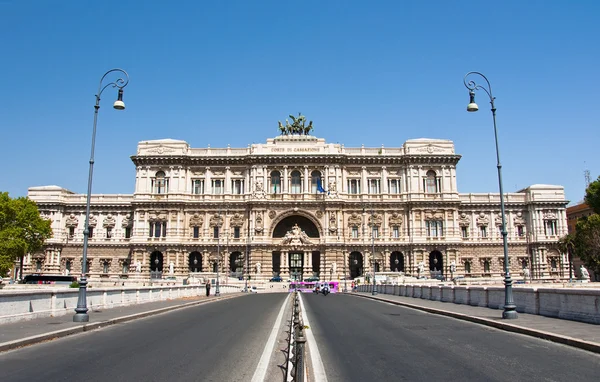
[
  {"left": 283, "top": 166, "right": 289, "bottom": 194},
  {"left": 304, "top": 166, "right": 310, "bottom": 194}
]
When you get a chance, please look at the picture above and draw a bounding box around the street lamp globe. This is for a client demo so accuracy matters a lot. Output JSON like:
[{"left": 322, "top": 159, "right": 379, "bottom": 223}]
[
  {"left": 113, "top": 89, "right": 126, "bottom": 110},
  {"left": 467, "top": 90, "right": 479, "bottom": 112}
]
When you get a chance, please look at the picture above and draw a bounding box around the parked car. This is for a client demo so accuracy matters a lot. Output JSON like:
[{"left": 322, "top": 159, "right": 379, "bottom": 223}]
[{"left": 269, "top": 276, "right": 283, "bottom": 282}]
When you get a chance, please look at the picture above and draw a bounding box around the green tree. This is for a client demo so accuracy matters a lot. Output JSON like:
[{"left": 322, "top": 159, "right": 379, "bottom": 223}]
[
  {"left": 573, "top": 214, "right": 600, "bottom": 276},
  {"left": 0, "top": 192, "right": 53, "bottom": 278},
  {"left": 557, "top": 233, "right": 576, "bottom": 280},
  {"left": 584, "top": 176, "right": 600, "bottom": 214}
]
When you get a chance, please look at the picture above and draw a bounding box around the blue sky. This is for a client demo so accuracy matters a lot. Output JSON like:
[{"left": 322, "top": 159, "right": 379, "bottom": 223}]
[{"left": 1, "top": 0, "right": 598, "bottom": 204}]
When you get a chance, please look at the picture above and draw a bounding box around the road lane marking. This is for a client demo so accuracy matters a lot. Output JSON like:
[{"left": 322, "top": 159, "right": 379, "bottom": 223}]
[
  {"left": 298, "top": 294, "right": 328, "bottom": 382},
  {"left": 251, "top": 295, "right": 289, "bottom": 382}
]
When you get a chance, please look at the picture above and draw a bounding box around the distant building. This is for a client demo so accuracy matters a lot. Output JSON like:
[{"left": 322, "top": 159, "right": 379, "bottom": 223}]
[
  {"left": 566, "top": 202, "right": 598, "bottom": 281},
  {"left": 25, "top": 125, "right": 570, "bottom": 282}
]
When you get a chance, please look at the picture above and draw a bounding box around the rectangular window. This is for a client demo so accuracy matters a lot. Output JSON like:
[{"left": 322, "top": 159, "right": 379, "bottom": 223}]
[
  {"left": 426, "top": 221, "right": 443, "bottom": 237},
  {"left": 212, "top": 179, "right": 224, "bottom": 194},
  {"left": 372, "top": 226, "right": 379, "bottom": 238},
  {"left": 232, "top": 180, "right": 244, "bottom": 195},
  {"left": 348, "top": 179, "right": 360, "bottom": 194},
  {"left": 149, "top": 222, "right": 167, "bottom": 238},
  {"left": 544, "top": 220, "right": 557, "bottom": 236},
  {"left": 152, "top": 178, "right": 169, "bottom": 194},
  {"left": 388, "top": 179, "right": 401, "bottom": 194},
  {"left": 106, "top": 227, "right": 112, "bottom": 239},
  {"left": 88, "top": 227, "right": 94, "bottom": 238},
  {"left": 125, "top": 226, "right": 132, "bottom": 239},
  {"left": 392, "top": 226, "right": 400, "bottom": 238},
  {"left": 352, "top": 227, "right": 359, "bottom": 238},
  {"left": 193, "top": 226, "right": 200, "bottom": 238},
  {"left": 369, "top": 179, "right": 380, "bottom": 194},
  {"left": 234, "top": 227, "right": 241, "bottom": 238},
  {"left": 516, "top": 225, "right": 524, "bottom": 237},
  {"left": 68, "top": 227, "right": 75, "bottom": 238},
  {"left": 461, "top": 226, "right": 469, "bottom": 238},
  {"left": 213, "top": 226, "right": 219, "bottom": 239},
  {"left": 480, "top": 226, "right": 487, "bottom": 238},
  {"left": 192, "top": 179, "right": 204, "bottom": 194}
]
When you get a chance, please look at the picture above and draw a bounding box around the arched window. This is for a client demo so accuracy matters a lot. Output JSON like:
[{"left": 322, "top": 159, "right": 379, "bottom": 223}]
[
  {"left": 290, "top": 170, "right": 301, "bottom": 194},
  {"left": 153, "top": 171, "right": 169, "bottom": 194},
  {"left": 424, "top": 170, "right": 440, "bottom": 193},
  {"left": 270, "top": 170, "right": 281, "bottom": 194},
  {"left": 483, "top": 259, "right": 491, "bottom": 273},
  {"left": 311, "top": 170, "right": 321, "bottom": 193}
]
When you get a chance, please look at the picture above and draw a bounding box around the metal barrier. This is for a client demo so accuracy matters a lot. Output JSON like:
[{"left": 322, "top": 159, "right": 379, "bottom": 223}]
[{"left": 286, "top": 291, "right": 306, "bottom": 382}]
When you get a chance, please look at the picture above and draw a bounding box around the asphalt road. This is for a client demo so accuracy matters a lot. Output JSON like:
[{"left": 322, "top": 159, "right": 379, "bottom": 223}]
[
  {"left": 0, "top": 293, "right": 289, "bottom": 382},
  {"left": 302, "top": 293, "right": 600, "bottom": 382}
]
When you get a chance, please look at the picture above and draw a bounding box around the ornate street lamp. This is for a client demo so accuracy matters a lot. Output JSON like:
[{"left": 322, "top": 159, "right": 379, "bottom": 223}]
[
  {"left": 371, "top": 209, "right": 378, "bottom": 296},
  {"left": 74, "top": 69, "right": 129, "bottom": 323},
  {"left": 463, "top": 71, "right": 517, "bottom": 319}
]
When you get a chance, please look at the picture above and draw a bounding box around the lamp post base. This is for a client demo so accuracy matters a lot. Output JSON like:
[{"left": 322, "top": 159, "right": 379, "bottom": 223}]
[
  {"left": 502, "top": 275, "right": 518, "bottom": 319},
  {"left": 73, "top": 280, "right": 89, "bottom": 322},
  {"left": 73, "top": 312, "right": 90, "bottom": 322}
]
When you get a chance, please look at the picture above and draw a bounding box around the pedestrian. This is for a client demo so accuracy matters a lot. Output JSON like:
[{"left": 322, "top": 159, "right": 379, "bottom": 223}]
[{"left": 205, "top": 280, "right": 211, "bottom": 296}]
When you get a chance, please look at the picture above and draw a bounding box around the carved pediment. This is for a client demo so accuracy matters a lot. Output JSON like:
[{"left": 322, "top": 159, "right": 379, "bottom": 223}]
[
  {"left": 88, "top": 214, "right": 98, "bottom": 227},
  {"left": 189, "top": 213, "right": 204, "bottom": 227},
  {"left": 103, "top": 214, "right": 116, "bottom": 228},
  {"left": 209, "top": 213, "right": 223, "bottom": 228},
  {"left": 458, "top": 213, "right": 471, "bottom": 227},
  {"left": 281, "top": 224, "right": 312, "bottom": 245},
  {"left": 424, "top": 210, "right": 444, "bottom": 221},
  {"left": 149, "top": 211, "right": 168, "bottom": 222},
  {"left": 389, "top": 212, "right": 403, "bottom": 227},
  {"left": 368, "top": 213, "right": 383, "bottom": 227},
  {"left": 65, "top": 214, "right": 79, "bottom": 228},
  {"left": 543, "top": 211, "right": 557, "bottom": 220},
  {"left": 230, "top": 213, "right": 244, "bottom": 228},
  {"left": 122, "top": 215, "right": 132, "bottom": 228},
  {"left": 514, "top": 212, "right": 526, "bottom": 226},
  {"left": 476, "top": 212, "right": 489, "bottom": 226},
  {"left": 348, "top": 212, "right": 362, "bottom": 227}
]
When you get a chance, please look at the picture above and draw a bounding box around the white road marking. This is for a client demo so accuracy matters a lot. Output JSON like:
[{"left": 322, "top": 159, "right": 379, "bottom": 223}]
[
  {"left": 299, "top": 293, "right": 329, "bottom": 382},
  {"left": 251, "top": 295, "right": 289, "bottom": 382}
]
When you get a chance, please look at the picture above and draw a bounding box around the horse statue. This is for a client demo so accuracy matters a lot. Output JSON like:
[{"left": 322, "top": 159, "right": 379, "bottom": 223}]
[
  {"left": 278, "top": 121, "right": 287, "bottom": 135},
  {"left": 304, "top": 121, "right": 313, "bottom": 135}
]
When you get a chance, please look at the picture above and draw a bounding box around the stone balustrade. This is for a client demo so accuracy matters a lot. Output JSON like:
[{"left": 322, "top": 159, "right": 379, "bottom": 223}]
[
  {"left": 357, "top": 284, "right": 600, "bottom": 324},
  {"left": 0, "top": 284, "right": 241, "bottom": 324}
]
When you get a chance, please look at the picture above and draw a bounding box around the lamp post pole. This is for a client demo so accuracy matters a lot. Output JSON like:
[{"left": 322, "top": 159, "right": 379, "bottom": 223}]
[
  {"left": 215, "top": 215, "right": 221, "bottom": 297},
  {"left": 74, "top": 69, "right": 129, "bottom": 323},
  {"left": 371, "top": 209, "right": 378, "bottom": 295},
  {"left": 464, "top": 71, "right": 517, "bottom": 319}
]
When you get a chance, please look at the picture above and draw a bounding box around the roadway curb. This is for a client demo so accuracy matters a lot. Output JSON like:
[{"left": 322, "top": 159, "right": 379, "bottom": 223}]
[
  {"left": 351, "top": 293, "right": 600, "bottom": 354},
  {"left": 0, "top": 294, "right": 242, "bottom": 353}
]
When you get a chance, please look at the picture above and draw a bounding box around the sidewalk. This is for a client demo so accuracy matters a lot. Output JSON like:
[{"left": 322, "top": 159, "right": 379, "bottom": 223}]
[
  {"left": 352, "top": 292, "right": 600, "bottom": 354},
  {"left": 0, "top": 293, "right": 241, "bottom": 353}
]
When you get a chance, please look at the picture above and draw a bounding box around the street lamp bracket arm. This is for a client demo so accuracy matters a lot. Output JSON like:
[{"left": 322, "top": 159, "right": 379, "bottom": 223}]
[
  {"left": 463, "top": 71, "right": 495, "bottom": 105},
  {"left": 96, "top": 68, "right": 130, "bottom": 99}
]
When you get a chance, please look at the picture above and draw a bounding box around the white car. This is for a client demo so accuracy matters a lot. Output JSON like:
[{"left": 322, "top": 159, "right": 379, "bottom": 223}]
[{"left": 249, "top": 286, "right": 258, "bottom": 293}]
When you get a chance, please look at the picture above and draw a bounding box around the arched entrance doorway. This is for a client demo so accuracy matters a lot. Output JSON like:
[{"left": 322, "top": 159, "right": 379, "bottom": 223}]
[
  {"left": 189, "top": 251, "right": 202, "bottom": 273},
  {"left": 150, "top": 251, "right": 163, "bottom": 279},
  {"left": 349, "top": 252, "right": 363, "bottom": 279},
  {"left": 390, "top": 251, "right": 404, "bottom": 272},
  {"left": 272, "top": 214, "right": 321, "bottom": 281},
  {"left": 229, "top": 251, "right": 243, "bottom": 277},
  {"left": 429, "top": 250, "right": 443, "bottom": 279}
]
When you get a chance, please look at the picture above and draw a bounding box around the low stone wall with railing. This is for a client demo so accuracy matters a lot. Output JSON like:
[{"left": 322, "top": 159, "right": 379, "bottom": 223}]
[
  {"left": 356, "top": 284, "right": 600, "bottom": 324},
  {"left": 0, "top": 284, "right": 241, "bottom": 324}
]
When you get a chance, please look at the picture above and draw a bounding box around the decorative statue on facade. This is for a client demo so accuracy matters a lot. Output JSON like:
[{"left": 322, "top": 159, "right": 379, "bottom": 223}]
[
  {"left": 579, "top": 265, "right": 590, "bottom": 282},
  {"left": 278, "top": 113, "right": 314, "bottom": 136},
  {"left": 135, "top": 260, "right": 142, "bottom": 273},
  {"left": 281, "top": 224, "right": 312, "bottom": 245},
  {"left": 256, "top": 262, "right": 262, "bottom": 274},
  {"left": 169, "top": 262, "right": 174, "bottom": 274},
  {"left": 253, "top": 179, "right": 266, "bottom": 199},
  {"left": 417, "top": 261, "right": 425, "bottom": 278},
  {"left": 523, "top": 267, "right": 530, "bottom": 281}
]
